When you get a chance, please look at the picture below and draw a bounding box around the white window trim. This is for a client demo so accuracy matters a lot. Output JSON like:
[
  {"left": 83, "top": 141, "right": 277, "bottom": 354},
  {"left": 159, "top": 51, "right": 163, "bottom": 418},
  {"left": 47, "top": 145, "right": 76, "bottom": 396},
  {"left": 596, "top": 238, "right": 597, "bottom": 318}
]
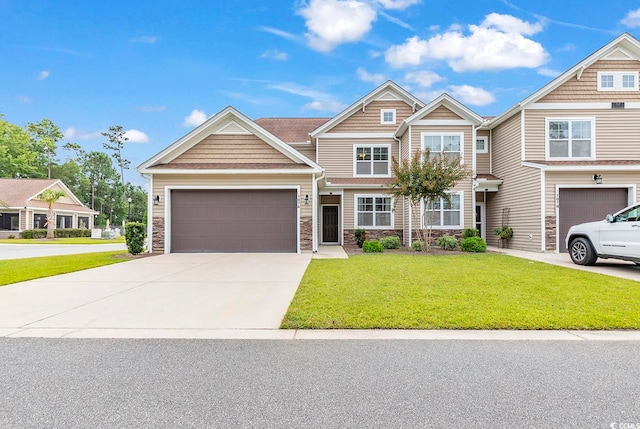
[
  {"left": 597, "top": 71, "right": 639, "bottom": 91},
  {"left": 353, "top": 144, "right": 392, "bottom": 177},
  {"left": 421, "top": 132, "right": 465, "bottom": 163},
  {"left": 545, "top": 117, "right": 596, "bottom": 160},
  {"left": 380, "top": 109, "right": 396, "bottom": 125},
  {"left": 420, "top": 191, "right": 464, "bottom": 230},
  {"left": 354, "top": 194, "right": 394, "bottom": 229},
  {"left": 475, "top": 136, "right": 488, "bottom": 154}
]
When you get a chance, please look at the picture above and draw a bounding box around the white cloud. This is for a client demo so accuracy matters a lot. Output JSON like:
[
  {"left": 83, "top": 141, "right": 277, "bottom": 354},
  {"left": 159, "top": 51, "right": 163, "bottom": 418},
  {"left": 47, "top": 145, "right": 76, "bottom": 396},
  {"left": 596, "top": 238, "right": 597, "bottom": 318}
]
[
  {"left": 257, "top": 26, "right": 299, "bottom": 41},
  {"left": 304, "top": 99, "right": 348, "bottom": 112},
  {"left": 14, "top": 95, "right": 32, "bottom": 104},
  {"left": 270, "top": 82, "right": 347, "bottom": 113},
  {"left": 130, "top": 36, "right": 158, "bottom": 44},
  {"left": 124, "top": 129, "right": 150, "bottom": 143},
  {"left": 621, "top": 9, "right": 640, "bottom": 27},
  {"left": 385, "top": 13, "right": 548, "bottom": 72},
  {"left": 537, "top": 68, "right": 561, "bottom": 78},
  {"left": 259, "top": 49, "right": 288, "bottom": 60},
  {"left": 404, "top": 70, "right": 444, "bottom": 87},
  {"left": 357, "top": 67, "right": 386, "bottom": 85},
  {"left": 63, "top": 127, "right": 102, "bottom": 140},
  {"left": 297, "top": 0, "right": 377, "bottom": 52},
  {"left": 183, "top": 109, "right": 207, "bottom": 127},
  {"left": 413, "top": 89, "right": 443, "bottom": 103},
  {"left": 376, "top": 0, "right": 420, "bottom": 10},
  {"left": 37, "top": 70, "right": 50, "bottom": 80},
  {"left": 379, "top": 11, "right": 414, "bottom": 30},
  {"left": 448, "top": 85, "right": 496, "bottom": 106}
]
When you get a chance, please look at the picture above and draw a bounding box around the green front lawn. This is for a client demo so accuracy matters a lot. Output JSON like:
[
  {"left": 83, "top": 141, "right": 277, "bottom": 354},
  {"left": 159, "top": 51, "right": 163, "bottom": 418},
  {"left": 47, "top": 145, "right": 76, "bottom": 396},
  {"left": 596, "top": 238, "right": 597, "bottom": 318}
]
[
  {"left": 0, "top": 237, "right": 125, "bottom": 244},
  {"left": 282, "top": 254, "right": 640, "bottom": 330},
  {"left": 0, "top": 251, "right": 128, "bottom": 286}
]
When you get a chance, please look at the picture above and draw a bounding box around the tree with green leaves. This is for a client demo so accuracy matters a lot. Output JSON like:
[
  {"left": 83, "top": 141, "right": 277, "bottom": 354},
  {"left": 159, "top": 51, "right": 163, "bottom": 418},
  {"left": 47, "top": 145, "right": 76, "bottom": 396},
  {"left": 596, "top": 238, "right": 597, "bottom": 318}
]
[
  {"left": 102, "top": 125, "right": 130, "bottom": 186},
  {"left": 390, "top": 149, "right": 471, "bottom": 250},
  {"left": 38, "top": 188, "right": 66, "bottom": 239},
  {"left": 26, "top": 119, "right": 64, "bottom": 179},
  {"left": 0, "top": 116, "right": 40, "bottom": 178}
]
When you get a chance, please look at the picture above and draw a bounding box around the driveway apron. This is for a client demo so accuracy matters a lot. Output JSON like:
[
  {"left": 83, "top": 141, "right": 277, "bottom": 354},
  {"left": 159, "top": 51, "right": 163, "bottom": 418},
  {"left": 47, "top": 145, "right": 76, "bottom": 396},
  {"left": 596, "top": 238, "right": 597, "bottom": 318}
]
[{"left": 0, "top": 253, "right": 311, "bottom": 336}]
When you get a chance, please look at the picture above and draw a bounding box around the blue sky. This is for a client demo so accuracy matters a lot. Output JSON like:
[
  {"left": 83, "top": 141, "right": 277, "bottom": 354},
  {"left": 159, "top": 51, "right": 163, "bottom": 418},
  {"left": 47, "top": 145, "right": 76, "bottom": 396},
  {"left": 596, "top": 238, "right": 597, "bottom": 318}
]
[{"left": 2, "top": 0, "right": 640, "bottom": 185}]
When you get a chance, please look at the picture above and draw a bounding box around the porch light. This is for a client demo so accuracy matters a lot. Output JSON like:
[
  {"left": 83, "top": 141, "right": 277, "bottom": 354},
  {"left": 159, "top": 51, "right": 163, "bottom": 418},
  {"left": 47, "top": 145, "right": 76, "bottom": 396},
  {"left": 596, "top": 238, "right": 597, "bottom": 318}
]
[
  {"left": 593, "top": 174, "right": 603, "bottom": 185},
  {"left": 153, "top": 195, "right": 161, "bottom": 205},
  {"left": 304, "top": 194, "right": 310, "bottom": 205}
]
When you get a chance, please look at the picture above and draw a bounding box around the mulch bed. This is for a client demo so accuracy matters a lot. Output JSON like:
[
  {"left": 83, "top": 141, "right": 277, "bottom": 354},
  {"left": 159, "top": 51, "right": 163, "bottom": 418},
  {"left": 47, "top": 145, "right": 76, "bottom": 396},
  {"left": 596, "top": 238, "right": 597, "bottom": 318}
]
[{"left": 112, "top": 252, "right": 160, "bottom": 260}]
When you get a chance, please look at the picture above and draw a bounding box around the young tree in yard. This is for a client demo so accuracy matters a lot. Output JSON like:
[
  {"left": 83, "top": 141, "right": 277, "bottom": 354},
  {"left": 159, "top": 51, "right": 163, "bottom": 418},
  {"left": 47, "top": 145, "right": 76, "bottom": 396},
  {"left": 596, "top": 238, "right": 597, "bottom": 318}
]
[
  {"left": 390, "top": 149, "right": 471, "bottom": 250},
  {"left": 38, "top": 189, "right": 65, "bottom": 239},
  {"left": 102, "top": 125, "right": 130, "bottom": 186}
]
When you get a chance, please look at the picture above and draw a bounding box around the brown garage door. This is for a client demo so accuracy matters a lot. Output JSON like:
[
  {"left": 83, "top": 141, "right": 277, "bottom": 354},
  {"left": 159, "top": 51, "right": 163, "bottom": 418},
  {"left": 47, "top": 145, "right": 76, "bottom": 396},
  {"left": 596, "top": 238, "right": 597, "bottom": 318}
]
[
  {"left": 171, "top": 189, "right": 297, "bottom": 253},
  {"left": 558, "top": 188, "right": 628, "bottom": 252}
]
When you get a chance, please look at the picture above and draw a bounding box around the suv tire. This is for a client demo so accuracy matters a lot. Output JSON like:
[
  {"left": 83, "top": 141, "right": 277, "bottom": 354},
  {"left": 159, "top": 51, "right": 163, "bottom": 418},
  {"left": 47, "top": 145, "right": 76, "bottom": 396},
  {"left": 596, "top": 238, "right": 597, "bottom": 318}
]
[{"left": 569, "top": 237, "right": 598, "bottom": 266}]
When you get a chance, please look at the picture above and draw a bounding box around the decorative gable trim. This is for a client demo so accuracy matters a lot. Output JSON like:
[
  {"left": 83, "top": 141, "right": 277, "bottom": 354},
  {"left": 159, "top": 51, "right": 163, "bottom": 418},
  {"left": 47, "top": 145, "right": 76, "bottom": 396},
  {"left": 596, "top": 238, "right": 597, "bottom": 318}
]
[
  {"left": 309, "top": 81, "right": 424, "bottom": 137},
  {"left": 603, "top": 47, "right": 636, "bottom": 61},
  {"left": 137, "top": 106, "right": 322, "bottom": 173},
  {"left": 27, "top": 180, "right": 86, "bottom": 207}
]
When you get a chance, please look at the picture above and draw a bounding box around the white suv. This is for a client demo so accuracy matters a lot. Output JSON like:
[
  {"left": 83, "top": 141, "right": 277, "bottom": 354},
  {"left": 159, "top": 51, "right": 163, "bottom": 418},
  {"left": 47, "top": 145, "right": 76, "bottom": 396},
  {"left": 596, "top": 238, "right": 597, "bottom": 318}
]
[{"left": 565, "top": 203, "right": 640, "bottom": 266}]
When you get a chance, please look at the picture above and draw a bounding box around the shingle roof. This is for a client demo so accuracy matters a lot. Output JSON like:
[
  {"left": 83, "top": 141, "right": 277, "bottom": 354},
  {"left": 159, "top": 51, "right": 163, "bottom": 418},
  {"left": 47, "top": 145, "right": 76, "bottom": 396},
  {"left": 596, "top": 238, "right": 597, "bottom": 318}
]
[
  {"left": 0, "top": 178, "right": 95, "bottom": 213},
  {"left": 254, "top": 118, "right": 330, "bottom": 144},
  {"left": 476, "top": 174, "right": 502, "bottom": 181}
]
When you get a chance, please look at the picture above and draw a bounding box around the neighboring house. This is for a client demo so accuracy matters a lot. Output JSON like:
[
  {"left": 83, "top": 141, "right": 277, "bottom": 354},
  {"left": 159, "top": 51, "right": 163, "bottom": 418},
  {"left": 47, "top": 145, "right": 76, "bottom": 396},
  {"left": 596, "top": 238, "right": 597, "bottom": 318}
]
[
  {"left": 0, "top": 178, "right": 97, "bottom": 238},
  {"left": 138, "top": 33, "right": 640, "bottom": 254}
]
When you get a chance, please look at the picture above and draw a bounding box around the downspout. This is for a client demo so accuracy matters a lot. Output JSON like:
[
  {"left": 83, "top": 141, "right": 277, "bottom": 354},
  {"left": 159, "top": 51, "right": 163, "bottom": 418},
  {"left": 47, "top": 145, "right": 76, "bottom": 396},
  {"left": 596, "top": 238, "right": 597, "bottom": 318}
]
[
  {"left": 141, "top": 173, "right": 153, "bottom": 253},
  {"left": 313, "top": 169, "right": 326, "bottom": 252},
  {"left": 394, "top": 134, "right": 403, "bottom": 240},
  {"left": 471, "top": 125, "right": 477, "bottom": 232},
  {"left": 408, "top": 124, "right": 413, "bottom": 246}
]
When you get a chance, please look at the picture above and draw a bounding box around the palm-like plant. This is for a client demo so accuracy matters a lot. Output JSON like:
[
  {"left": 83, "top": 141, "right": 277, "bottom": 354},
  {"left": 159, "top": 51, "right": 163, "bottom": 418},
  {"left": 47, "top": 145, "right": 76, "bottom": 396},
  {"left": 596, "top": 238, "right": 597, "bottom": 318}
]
[{"left": 38, "top": 189, "right": 65, "bottom": 239}]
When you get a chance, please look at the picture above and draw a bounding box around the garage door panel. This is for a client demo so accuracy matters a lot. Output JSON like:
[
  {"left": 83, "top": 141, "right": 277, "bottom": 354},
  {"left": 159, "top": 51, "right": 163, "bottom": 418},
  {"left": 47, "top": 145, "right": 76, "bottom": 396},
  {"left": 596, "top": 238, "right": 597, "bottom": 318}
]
[
  {"left": 171, "top": 189, "right": 297, "bottom": 253},
  {"left": 558, "top": 188, "right": 627, "bottom": 252}
]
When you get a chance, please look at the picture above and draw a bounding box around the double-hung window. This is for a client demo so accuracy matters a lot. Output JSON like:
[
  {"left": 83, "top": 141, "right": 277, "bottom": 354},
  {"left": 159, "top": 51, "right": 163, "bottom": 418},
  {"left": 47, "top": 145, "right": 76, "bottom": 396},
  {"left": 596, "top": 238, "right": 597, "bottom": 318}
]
[
  {"left": 355, "top": 195, "right": 392, "bottom": 228},
  {"left": 422, "top": 133, "right": 463, "bottom": 161},
  {"left": 423, "top": 192, "right": 463, "bottom": 228},
  {"left": 354, "top": 145, "right": 390, "bottom": 176},
  {"left": 547, "top": 118, "right": 594, "bottom": 159}
]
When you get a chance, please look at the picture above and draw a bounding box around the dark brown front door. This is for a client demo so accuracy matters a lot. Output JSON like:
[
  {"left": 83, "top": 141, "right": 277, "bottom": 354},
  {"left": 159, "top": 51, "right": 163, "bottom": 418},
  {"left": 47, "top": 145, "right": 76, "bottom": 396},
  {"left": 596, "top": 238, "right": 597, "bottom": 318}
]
[
  {"left": 558, "top": 188, "right": 628, "bottom": 252},
  {"left": 171, "top": 189, "right": 297, "bottom": 253},
  {"left": 322, "top": 206, "right": 339, "bottom": 243}
]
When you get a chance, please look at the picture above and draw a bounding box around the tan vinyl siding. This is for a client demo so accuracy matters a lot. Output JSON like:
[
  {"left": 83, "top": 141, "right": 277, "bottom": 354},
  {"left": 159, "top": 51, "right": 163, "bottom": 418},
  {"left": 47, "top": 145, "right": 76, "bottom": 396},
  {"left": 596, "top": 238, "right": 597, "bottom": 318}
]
[
  {"left": 151, "top": 174, "right": 314, "bottom": 219},
  {"left": 539, "top": 60, "right": 640, "bottom": 102},
  {"left": 289, "top": 144, "right": 316, "bottom": 162},
  {"left": 170, "top": 135, "right": 294, "bottom": 164},
  {"left": 544, "top": 171, "right": 639, "bottom": 217},
  {"left": 343, "top": 189, "right": 402, "bottom": 230},
  {"left": 423, "top": 105, "right": 463, "bottom": 120},
  {"left": 524, "top": 108, "right": 640, "bottom": 160},
  {"left": 488, "top": 112, "right": 542, "bottom": 251},
  {"left": 476, "top": 129, "right": 491, "bottom": 174},
  {"left": 318, "top": 138, "right": 399, "bottom": 178},
  {"left": 330, "top": 101, "right": 415, "bottom": 133}
]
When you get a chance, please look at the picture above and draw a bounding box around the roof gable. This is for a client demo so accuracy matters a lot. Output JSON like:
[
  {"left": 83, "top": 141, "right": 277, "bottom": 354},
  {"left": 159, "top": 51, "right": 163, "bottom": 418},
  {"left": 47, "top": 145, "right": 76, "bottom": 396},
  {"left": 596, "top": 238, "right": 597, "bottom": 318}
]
[
  {"left": 137, "top": 106, "right": 322, "bottom": 172},
  {"left": 489, "top": 33, "right": 640, "bottom": 128},
  {"left": 396, "top": 93, "right": 485, "bottom": 135},
  {"left": 310, "top": 81, "right": 424, "bottom": 137},
  {"left": 0, "top": 178, "right": 93, "bottom": 212}
]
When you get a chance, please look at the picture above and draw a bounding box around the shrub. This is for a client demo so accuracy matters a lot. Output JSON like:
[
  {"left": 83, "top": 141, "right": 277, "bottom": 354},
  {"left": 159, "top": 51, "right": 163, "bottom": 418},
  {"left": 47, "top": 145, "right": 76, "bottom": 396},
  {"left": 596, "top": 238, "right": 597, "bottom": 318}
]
[
  {"left": 463, "top": 228, "right": 479, "bottom": 239},
  {"left": 20, "top": 229, "right": 47, "bottom": 239},
  {"left": 54, "top": 228, "right": 91, "bottom": 238},
  {"left": 436, "top": 235, "right": 459, "bottom": 250},
  {"left": 354, "top": 229, "right": 367, "bottom": 248},
  {"left": 379, "top": 236, "right": 401, "bottom": 249},
  {"left": 362, "top": 240, "right": 384, "bottom": 253},
  {"left": 461, "top": 236, "right": 487, "bottom": 253},
  {"left": 7, "top": 235, "right": 15, "bottom": 239},
  {"left": 125, "top": 222, "right": 146, "bottom": 255},
  {"left": 411, "top": 240, "right": 425, "bottom": 251},
  {"left": 494, "top": 226, "right": 513, "bottom": 239}
]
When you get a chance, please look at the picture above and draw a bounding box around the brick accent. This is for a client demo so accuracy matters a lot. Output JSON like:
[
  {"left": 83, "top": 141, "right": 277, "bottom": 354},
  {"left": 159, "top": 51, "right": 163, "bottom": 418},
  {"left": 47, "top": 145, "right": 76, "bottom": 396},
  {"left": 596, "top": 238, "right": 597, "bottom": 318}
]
[
  {"left": 343, "top": 229, "right": 403, "bottom": 245},
  {"left": 152, "top": 217, "right": 165, "bottom": 253},
  {"left": 545, "top": 216, "right": 556, "bottom": 251},
  {"left": 412, "top": 229, "right": 464, "bottom": 246},
  {"left": 300, "top": 216, "right": 312, "bottom": 250}
]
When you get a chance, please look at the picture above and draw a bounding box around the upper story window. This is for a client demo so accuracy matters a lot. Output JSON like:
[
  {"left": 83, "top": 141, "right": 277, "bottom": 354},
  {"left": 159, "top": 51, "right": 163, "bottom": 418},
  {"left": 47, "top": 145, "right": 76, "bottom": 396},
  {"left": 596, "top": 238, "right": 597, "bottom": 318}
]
[
  {"left": 476, "top": 136, "right": 488, "bottom": 154},
  {"left": 597, "top": 71, "right": 638, "bottom": 91},
  {"left": 354, "top": 145, "right": 390, "bottom": 176},
  {"left": 422, "top": 133, "right": 463, "bottom": 161},
  {"left": 546, "top": 118, "right": 595, "bottom": 159},
  {"left": 355, "top": 195, "right": 392, "bottom": 228},
  {"left": 380, "top": 109, "right": 396, "bottom": 124}
]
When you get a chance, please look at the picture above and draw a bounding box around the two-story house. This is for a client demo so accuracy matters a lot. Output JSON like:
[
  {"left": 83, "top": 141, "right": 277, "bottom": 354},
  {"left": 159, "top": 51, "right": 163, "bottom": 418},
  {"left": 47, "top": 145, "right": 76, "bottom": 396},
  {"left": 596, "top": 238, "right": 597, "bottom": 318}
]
[{"left": 138, "top": 33, "right": 640, "bottom": 254}]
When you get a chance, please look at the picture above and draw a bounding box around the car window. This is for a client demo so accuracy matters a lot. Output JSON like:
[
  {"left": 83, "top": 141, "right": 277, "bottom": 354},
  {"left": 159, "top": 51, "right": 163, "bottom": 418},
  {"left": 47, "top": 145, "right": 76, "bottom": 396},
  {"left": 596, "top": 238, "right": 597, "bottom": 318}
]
[{"left": 615, "top": 206, "right": 640, "bottom": 222}]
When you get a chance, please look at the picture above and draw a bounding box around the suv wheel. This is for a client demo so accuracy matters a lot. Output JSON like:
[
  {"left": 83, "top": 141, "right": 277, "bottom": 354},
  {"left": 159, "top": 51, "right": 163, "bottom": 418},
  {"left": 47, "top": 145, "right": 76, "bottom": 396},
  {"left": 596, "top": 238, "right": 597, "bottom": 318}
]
[{"left": 569, "top": 237, "right": 598, "bottom": 266}]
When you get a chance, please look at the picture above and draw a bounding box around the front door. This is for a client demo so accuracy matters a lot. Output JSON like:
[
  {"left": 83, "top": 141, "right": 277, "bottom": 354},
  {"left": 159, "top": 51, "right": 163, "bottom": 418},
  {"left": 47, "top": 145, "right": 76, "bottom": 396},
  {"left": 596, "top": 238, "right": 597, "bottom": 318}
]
[
  {"left": 475, "top": 203, "right": 485, "bottom": 238},
  {"left": 322, "top": 205, "right": 339, "bottom": 243}
]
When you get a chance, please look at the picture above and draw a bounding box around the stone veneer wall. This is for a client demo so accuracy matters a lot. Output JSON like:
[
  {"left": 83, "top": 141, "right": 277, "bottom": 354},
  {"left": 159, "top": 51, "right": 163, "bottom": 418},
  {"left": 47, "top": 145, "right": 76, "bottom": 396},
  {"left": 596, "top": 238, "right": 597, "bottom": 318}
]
[
  {"left": 343, "top": 229, "right": 404, "bottom": 245},
  {"left": 152, "top": 217, "right": 165, "bottom": 253},
  {"left": 545, "top": 216, "right": 556, "bottom": 251},
  {"left": 300, "top": 216, "right": 312, "bottom": 250},
  {"left": 413, "top": 229, "right": 464, "bottom": 246}
]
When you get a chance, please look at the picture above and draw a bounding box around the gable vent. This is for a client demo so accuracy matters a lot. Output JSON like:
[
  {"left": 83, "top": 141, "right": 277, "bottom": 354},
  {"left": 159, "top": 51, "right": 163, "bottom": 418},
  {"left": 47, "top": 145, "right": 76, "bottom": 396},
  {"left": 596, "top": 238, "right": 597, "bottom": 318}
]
[{"left": 215, "top": 121, "right": 251, "bottom": 135}]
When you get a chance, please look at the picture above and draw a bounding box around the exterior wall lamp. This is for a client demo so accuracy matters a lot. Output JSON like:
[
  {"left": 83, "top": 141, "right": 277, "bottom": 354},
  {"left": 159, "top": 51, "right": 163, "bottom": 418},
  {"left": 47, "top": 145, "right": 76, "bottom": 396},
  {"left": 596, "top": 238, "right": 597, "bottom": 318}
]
[
  {"left": 593, "top": 174, "right": 603, "bottom": 185},
  {"left": 153, "top": 195, "right": 161, "bottom": 205},
  {"left": 304, "top": 194, "right": 310, "bottom": 205}
]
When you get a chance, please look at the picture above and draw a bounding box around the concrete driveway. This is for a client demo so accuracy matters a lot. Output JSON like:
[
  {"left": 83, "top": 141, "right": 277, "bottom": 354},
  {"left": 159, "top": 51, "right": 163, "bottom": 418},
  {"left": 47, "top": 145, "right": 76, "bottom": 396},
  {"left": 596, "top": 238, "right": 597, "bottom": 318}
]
[{"left": 0, "top": 253, "right": 311, "bottom": 338}]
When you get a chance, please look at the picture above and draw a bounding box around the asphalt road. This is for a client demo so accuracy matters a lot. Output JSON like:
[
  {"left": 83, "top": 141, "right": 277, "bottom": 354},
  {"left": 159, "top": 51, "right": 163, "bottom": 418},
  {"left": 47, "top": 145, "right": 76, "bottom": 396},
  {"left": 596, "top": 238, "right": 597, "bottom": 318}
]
[{"left": 1, "top": 339, "right": 639, "bottom": 428}]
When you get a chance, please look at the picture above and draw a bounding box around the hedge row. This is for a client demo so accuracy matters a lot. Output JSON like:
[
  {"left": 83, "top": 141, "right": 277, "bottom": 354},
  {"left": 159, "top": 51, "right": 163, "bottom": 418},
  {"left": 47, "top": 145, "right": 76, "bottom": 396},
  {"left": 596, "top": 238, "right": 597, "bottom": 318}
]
[{"left": 19, "top": 228, "right": 92, "bottom": 239}]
